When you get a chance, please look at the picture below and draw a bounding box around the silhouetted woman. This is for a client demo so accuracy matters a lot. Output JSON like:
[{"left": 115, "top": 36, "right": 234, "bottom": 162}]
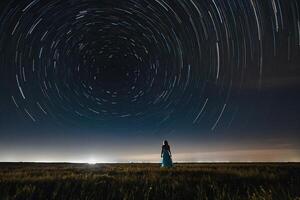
[{"left": 161, "top": 140, "right": 173, "bottom": 167}]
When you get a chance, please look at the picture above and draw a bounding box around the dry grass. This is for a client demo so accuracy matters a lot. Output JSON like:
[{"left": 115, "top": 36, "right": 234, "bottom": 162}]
[{"left": 0, "top": 163, "right": 299, "bottom": 200}]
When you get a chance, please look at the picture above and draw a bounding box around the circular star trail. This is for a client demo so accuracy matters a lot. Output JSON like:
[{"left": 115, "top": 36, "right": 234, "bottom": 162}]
[{"left": 0, "top": 0, "right": 299, "bottom": 132}]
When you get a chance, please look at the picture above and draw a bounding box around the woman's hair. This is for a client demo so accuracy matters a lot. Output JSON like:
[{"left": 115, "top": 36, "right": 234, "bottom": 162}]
[{"left": 163, "top": 140, "right": 168, "bottom": 146}]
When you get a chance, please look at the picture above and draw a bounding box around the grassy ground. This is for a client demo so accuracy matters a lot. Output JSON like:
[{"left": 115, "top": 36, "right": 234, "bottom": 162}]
[{"left": 0, "top": 163, "right": 299, "bottom": 200}]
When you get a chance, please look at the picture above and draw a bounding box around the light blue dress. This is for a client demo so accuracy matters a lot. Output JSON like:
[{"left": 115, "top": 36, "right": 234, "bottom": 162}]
[{"left": 161, "top": 148, "right": 173, "bottom": 167}]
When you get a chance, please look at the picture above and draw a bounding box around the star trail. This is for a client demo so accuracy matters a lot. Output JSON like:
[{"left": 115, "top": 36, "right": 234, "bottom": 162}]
[{"left": 0, "top": 0, "right": 300, "bottom": 162}]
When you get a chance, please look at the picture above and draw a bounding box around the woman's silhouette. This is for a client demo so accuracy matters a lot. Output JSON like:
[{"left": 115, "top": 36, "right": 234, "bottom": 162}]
[{"left": 161, "top": 140, "right": 173, "bottom": 167}]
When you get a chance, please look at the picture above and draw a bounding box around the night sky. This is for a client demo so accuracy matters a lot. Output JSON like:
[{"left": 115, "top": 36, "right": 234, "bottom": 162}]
[{"left": 0, "top": 0, "right": 300, "bottom": 163}]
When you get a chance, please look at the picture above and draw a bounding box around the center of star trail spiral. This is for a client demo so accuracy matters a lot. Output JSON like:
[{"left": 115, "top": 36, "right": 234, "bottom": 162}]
[{"left": 0, "top": 0, "right": 299, "bottom": 132}]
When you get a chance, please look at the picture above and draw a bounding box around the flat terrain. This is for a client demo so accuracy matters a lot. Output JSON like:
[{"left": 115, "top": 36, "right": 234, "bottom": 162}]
[{"left": 0, "top": 163, "right": 299, "bottom": 200}]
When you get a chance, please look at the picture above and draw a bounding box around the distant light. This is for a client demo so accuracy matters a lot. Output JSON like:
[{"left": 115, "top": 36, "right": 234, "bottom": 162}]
[{"left": 87, "top": 161, "right": 97, "bottom": 165}]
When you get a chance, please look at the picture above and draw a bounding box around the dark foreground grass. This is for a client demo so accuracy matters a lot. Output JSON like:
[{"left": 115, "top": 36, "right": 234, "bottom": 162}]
[{"left": 0, "top": 163, "right": 299, "bottom": 200}]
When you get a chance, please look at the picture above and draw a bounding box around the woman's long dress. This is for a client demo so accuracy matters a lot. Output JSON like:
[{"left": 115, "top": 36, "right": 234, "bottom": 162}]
[{"left": 161, "top": 148, "right": 173, "bottom": 167}]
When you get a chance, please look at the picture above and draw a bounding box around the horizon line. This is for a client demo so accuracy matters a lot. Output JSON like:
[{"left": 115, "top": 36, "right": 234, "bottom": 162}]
[{"left": 1, "top": 161, "right": 299, "bottom": 164}]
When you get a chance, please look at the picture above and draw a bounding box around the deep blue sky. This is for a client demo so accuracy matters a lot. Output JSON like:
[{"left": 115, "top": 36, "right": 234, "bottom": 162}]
[{"left": 0, "top": 0, "right": 300, "bottom": 162}]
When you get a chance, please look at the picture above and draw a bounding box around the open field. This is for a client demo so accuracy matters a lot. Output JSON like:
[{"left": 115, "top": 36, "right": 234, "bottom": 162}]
[{"left": 0, "top": 162, "right": 299, "bottom": 200}]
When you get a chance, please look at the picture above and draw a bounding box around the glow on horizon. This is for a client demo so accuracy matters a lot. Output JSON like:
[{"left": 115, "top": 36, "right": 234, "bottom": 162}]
[{"left": 1, "top": 148, "right": 299, "bottom": 163}]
